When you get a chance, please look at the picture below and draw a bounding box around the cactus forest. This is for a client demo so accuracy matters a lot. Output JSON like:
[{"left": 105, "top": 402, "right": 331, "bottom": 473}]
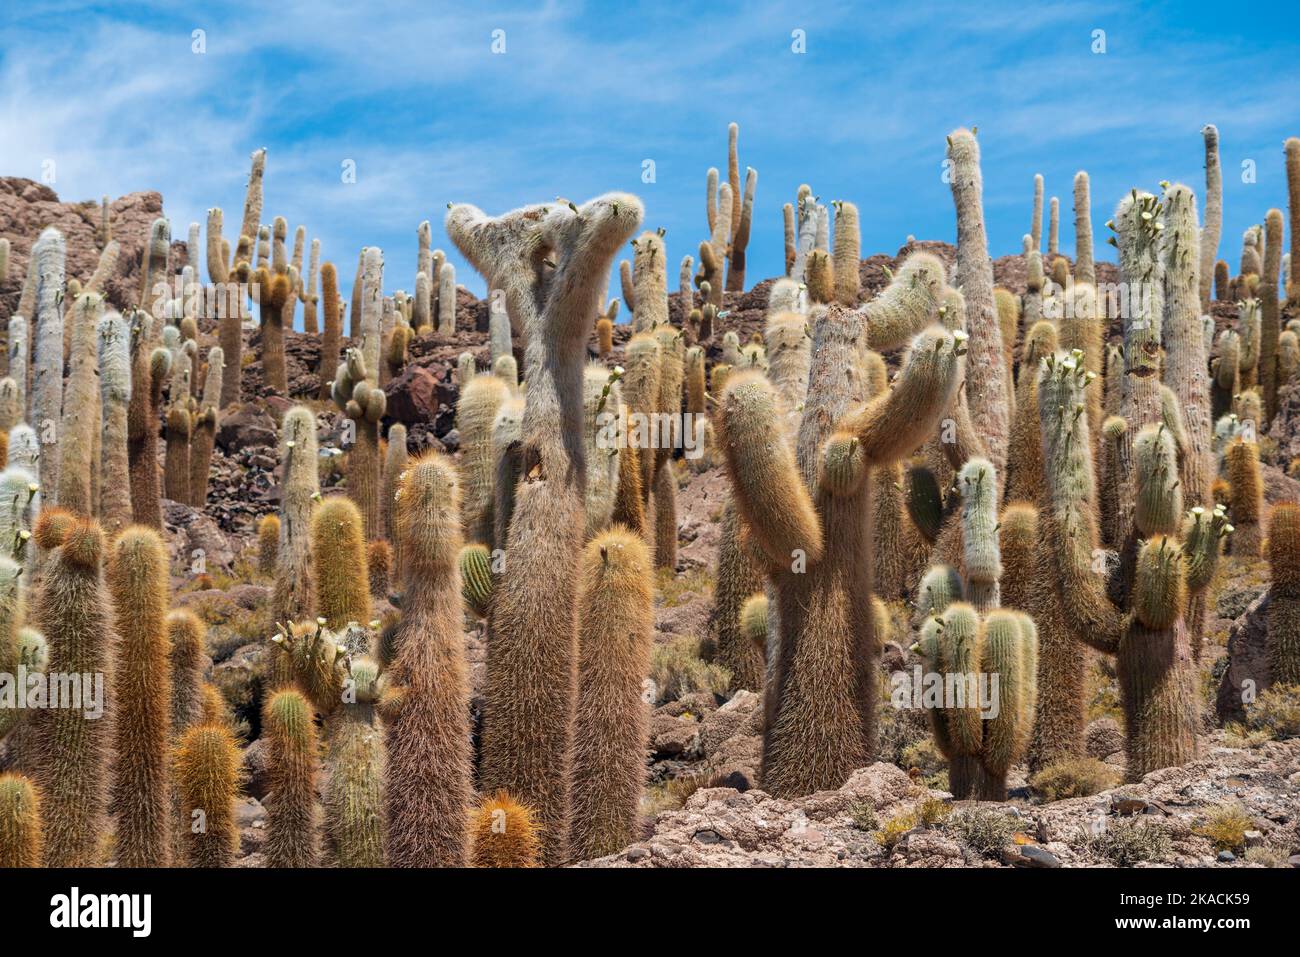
[{"left": 0, "top": 106, "right": 1299, "bottom": 875}]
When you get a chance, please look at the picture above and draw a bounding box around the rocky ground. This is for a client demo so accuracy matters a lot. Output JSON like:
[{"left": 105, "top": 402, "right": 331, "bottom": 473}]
[{"left": 4, "top": 177, "right": 1300, "bottom": 867}]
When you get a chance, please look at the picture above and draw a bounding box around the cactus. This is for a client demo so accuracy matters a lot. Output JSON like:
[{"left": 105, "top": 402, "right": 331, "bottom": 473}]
[
  {"left": 262, "top": 689, "right": 319, "bottom": 867},
  {"left": 630, "top": 230, "right": 668, "bottom": 332},
  {"left": 460, "top": 542, "right": 495, "bottom": 618},
  {"left": 4, "top": 316, "right": 27, "bottom": 425},
  {"left": 1259, "top": 209, "right": 1285, "bottom": 421},
  {"left": 568, "top": 527, "right": 654, "bottom": 860},
  {"left": 55, "top": 293, "right": 103, "bottom": 516},
  {"left": 830, "top": 201, "right": 861, "bottom": 305},
  {"left": 1030, "top": 173, "right": 1044, "bottom": 250},
  {"left": 719, "top": 294, "right": 962, "bottom": 798},
  {"left": 312, "top": 495, "right": 371, "bottom": 628},
  {"left": 167, "top": 609, "right": 207, "bottom": 740},
  {"left": 449, "top": 192, "right": 641, "bottom": 863},
  {"left": 958, "top": 458, "right": 1002, "bottom": 612},
  {"left": 1198, "top": 126, "right": 1223, "bottom": 311},
  {"left": 384, "top": 453, "right": 472, "bottom": 866},
  {"left": 88, "top": 311, "right": 131, "bottom": 535},
  {"left": 367, "top": 539, "right": 391, "bottom": 598},
  {"left": 595, "top": 316, "right": 614, "bottom": 358},
  {"left": 31, "top": 229, "right": 66, "bottom": 494},
  {"left": 805, "top": 249, "right": 833, "bottom": 304},
  {"left": 106, "top": 527, "right": 171, "bottom": 867},
  {"left": 0, "top": 773, "right": 42, "bottom": 867},
  {"left": 491, "top": 396, "right": 526, "bottom": 548},
  {"left": 1266, "top": 504, "right": 1300, "bottom": 684},
  {"left": 711, "top": 499, "right": 767, "bottom": 692},
  {"left": 382, "top": 421, "right": 408, "bottom": 549},
  {"left": 946, "top": 130, "right": 1010, "bottom": 475},
  {"left": 257, "top": 513, "right": 279, "bottom": 575},
  {"left": 437, "top": 261, "right": 457, "bottom": 334},
  {"left": 582, "top": 365, "right": 622, "bottom": 537},
  {"left": 317, "top": 263, "right": 342, "bottom": 400},
  {"left": 28, "top": 516, "right": 114, "bottom": 866},
  {"left": 173, "top": 723, "right": 242, "bottom": 867},
  {"left": 1033, "top": 349, "right": 1229, "bottom": 776},
  {"left": 1225, "top": 438, "right": 1263, "bottom": 556},
  {"left": 457, "top": 374, "right": 511, "bottom": 545},
  {"left": 128, "top": 311, "right": 171, "bottom": 530},
  {"left": 1073, "top": 171, "right": 1096, "bottom": 287},
  {"left": 323, "top": 653, "right": 385, "bottom": 867},
  {"left": 188, "top": 346, "right": 223, "bottom": 507},
  {"left": 470, "top": 791, "right": 541, "bottom": 868},
  {"left": 163, "top": 405, "right": 192, "bottom": 503},
  {"left": 272, "top": 407, "right": 319, "bottom": 624}
]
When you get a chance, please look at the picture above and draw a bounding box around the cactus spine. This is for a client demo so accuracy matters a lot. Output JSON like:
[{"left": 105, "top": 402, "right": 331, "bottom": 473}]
[
  {"left": 384, "top": 453, "right": 471, "bottom": 866},
  {"left": 106, "top": 527, "right": 171, "bottom": 867},
  {"left": 173, "top": 723, "right": 242, "bottom": 867},
  {"left": 568, "top": 527, "right": 654, "bottom": 860},
  {"left": 311, "top": 496, "right": 371, "bottom": 628}
]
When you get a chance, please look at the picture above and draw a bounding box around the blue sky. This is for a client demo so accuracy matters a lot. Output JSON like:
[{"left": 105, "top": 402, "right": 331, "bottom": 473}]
[{"left": 2, "top": 1, "right": 1297, "bottom": 323}]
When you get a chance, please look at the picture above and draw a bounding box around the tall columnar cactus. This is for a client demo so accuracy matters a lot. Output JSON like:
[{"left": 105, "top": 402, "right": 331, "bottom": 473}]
[
  {"left": 262, "top": 688, "right": 319, "bottom": 867},
  {"left": 1267, "top": 504, "right": 1300, "bottom": 684},
  {"left": 711, "top": 499, "right": 767, "bottom": 692},
  {"left": 29, "top": 516, "right": 115, "bottom": 866},
  {"left": 317, "top": 262, "right": 342, "bottom": 401},
  {"left": 491, "top": 396, "right": 526, "bottom": 547},
  {"left": 56, "top": 293, "right": 103, "bottom": 516},
  {"left": 437, "top": 262, "right": 457, "bottom": 334},
  {"left": 1048, "top": 195, "right": 1060, "bottom": 256},
  {"left": 719, "top": 294, "right": 962, "bottom": 798},
  {"left": 1030, "top": 173, "right": 1044, "bottom": 251},
  {"left": 1198, "top": 126, "right": 1223, "bottom": 311},
  {"left": 208, "top": 210, "right": 245, "bottom": 409},
  {"left": 333, "top": 261, "right": 386, "bottom": 537},
  {"left": 958, "top": 458, "right": 1002, "bottom": 612},
  {"left": 1073, "top": 171, "right": 1096, "bottom": 287},
  {"left": 94, "top": 315, "right": 133, "bottom": 535},
  {"left": 273, "top": 407, "right": 319, "bottom": 625},
  {"left": 831, "top": 201, "right": 861, "bottom": 305},
  {"left": 163, "top": 405, "right": 192, "bottom": 503},
  {"left": 946, "top": 130, "right": 1010, "bottom": 474},
  {"left": 1005, "top": 320, "right": 1058, "bottom": 504},
  {"left": 311, "top": 495, "right": 371, "bottom": 629},
  {"left": 448, "top": 192, "right": 641, "bottom": 863},
  {"left": 1287, "top": 138, "right": 1300, "bottom": 305},
  {"left": 722, "top": 123, "right": 757, "bottom": 292},
  {"left": 257, "top": 513, "right": 279, "bottom": 574},
  {"left": 568, "top": 527, "right": 654, "bottom": 860},
  {"left": 1259, "top": 209, "right": 1284, "bottom": 421},
  {"left": 384, "top": 453, "right": 472, "bottom": 867},
  {"left": 456, "top": 374, "right": 511, "bottom": 545},
  {"left": 382, "top": 422, "right": 408, "bottom": 551},
  {"left": 106, "top": 527, "right": 171, "bottom": 867},
  {"left": 127, "top": 311, "right": 171, "bottom": 530},
  {"left": 187, "top": 346, "right": 223, "bottom": 507},
  {"left": 0, "top": 773, "right": 42, "bottom": 867},
  {"left": 631, "top": 230, "right": 668, "bottom": 333},
  {"left": 31, "top": 228, "right": 66, "bottom": 495}
]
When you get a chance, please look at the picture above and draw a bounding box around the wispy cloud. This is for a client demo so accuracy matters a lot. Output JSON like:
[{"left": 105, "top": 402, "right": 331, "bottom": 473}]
[{"left": 1, "top": 0, "right": 1296, "bottom": 313}]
